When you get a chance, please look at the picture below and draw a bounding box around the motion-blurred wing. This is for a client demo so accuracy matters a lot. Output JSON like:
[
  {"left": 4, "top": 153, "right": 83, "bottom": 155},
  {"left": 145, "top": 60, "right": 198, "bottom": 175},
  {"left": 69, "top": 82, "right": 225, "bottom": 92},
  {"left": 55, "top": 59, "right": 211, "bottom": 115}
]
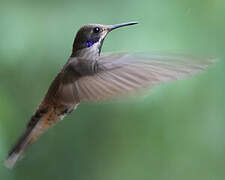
[{"left": 74, "top": 53, "right": 214, "bottom": 102}]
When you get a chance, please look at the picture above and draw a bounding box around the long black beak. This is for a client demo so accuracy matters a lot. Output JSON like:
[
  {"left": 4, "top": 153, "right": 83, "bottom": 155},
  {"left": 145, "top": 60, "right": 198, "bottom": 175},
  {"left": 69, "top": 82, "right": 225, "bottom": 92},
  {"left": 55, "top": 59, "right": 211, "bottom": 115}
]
[{"left": 108, "top": 22, "right": 138, "bottom": 32}]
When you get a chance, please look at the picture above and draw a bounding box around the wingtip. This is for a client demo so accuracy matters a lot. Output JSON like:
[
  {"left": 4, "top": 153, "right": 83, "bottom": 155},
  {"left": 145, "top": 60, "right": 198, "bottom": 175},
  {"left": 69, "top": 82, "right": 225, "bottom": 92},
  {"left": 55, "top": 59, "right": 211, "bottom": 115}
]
[
  {"left": 210, "top": 57, "right": 220, "bottom": 63},
  {"left": 203, "top": 57, "right": 220, "bottom": 69}
]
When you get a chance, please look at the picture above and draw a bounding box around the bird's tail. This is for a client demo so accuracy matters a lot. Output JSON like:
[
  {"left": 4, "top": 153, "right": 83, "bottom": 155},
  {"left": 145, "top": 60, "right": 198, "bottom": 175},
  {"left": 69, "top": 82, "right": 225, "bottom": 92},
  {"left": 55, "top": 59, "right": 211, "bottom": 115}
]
[
  {"left": 5, "top": 123, "right": 40, "bottom": 168},
  {"left": 5, "top": 106, "right": 58, "bottom": 168}
]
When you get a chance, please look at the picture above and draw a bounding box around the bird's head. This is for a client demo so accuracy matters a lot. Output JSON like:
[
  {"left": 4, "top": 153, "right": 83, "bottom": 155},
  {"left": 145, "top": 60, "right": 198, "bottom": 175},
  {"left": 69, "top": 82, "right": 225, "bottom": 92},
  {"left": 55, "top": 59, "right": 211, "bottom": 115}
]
[{"left": 71, "top": 22, "right": 138, "bottom": 58}]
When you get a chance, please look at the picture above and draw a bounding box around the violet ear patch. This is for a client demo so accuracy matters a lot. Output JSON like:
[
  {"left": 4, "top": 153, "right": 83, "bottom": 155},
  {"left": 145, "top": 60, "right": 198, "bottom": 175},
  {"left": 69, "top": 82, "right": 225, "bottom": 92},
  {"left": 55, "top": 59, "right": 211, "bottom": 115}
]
[{"left": 86, "top": 41, "right": 93, "bottom": 47}]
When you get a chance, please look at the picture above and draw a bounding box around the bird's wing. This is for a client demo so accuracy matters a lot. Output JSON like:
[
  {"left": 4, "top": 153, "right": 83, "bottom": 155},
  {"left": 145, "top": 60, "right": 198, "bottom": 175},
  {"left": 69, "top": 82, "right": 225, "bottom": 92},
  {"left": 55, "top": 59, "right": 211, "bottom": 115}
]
[{"left": 65, "top": 53, "right": 215, "bottom": 102}]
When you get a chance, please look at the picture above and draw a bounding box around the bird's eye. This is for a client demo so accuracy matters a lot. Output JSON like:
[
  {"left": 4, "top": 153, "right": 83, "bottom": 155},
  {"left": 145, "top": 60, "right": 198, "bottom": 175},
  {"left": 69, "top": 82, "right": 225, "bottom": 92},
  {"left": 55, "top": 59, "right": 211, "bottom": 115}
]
[{"left": 93, "top": 27, "right": 100, "bottom": 33}]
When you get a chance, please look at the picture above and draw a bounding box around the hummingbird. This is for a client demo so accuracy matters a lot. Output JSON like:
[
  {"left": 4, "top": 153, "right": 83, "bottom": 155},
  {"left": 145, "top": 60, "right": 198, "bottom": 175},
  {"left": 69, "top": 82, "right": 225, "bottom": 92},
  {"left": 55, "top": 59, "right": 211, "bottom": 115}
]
[{"left": 5, "top": 21, "right": 214, "bottom": 168}]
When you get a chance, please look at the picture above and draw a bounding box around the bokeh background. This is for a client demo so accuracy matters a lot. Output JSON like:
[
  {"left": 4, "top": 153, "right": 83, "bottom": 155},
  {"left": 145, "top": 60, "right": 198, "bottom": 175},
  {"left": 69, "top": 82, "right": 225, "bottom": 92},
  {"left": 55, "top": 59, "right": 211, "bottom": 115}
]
[{"left": 0, "top": 0, "right": 225, "bottom": 179}]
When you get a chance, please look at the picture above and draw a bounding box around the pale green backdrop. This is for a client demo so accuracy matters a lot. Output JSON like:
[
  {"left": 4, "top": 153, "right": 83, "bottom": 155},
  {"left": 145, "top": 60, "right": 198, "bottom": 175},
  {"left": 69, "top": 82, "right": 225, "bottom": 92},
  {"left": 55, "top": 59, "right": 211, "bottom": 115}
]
[{"left": 0, "top": 0, "right": 224, "bottom": 179}]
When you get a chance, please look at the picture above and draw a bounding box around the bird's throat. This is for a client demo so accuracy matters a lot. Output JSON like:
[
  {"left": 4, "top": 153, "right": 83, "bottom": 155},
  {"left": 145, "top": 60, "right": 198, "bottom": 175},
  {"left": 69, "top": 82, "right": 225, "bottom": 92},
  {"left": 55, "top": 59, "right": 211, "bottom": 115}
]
[{"left": 71, "top": 41, "right": 102, "bottom": 59}]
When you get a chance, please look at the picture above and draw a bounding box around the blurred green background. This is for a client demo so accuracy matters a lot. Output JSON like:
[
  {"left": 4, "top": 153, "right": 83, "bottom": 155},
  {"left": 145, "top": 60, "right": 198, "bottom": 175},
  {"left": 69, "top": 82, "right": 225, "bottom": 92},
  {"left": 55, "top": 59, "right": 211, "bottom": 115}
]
[{"left": 0, "top": 0, "right": 224, "bottom": 179}]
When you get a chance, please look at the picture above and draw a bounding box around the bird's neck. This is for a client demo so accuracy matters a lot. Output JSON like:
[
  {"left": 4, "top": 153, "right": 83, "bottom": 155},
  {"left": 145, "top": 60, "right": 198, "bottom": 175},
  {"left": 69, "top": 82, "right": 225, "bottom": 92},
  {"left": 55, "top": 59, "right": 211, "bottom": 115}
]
[{"left": 71, "top": 43, "right": 100, "bottom": 60}]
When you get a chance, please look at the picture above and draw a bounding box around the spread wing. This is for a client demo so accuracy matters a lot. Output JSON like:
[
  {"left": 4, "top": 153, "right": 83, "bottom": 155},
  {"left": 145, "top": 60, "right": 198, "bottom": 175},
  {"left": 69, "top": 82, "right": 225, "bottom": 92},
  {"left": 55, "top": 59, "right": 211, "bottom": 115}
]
[{"left": 64, "top": 53, "right": 215, "bottom": 102}]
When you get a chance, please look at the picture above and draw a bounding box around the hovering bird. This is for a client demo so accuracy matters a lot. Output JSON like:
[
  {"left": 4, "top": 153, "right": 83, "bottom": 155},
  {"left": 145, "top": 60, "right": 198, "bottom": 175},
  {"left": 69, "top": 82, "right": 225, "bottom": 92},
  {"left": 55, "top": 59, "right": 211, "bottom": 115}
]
[{"left": 5, "top": 21, "right": 214, "bottom": 168}]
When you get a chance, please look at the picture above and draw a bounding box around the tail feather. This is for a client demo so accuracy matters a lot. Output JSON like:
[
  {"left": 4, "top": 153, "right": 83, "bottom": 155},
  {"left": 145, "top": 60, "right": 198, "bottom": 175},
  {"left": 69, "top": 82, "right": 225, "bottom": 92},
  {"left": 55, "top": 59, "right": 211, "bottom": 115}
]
[
  {"left": 5, "top": 104, "right": 72, "bottom": 168},
  {"left": 5, "top": 151, "right": 23, "bottom": 169},
  {"left": 5, "top": 118, "right": 42, "bottom": 168},
  {"left": 5, "top": 106, "right": 50, "bottom": 168}
]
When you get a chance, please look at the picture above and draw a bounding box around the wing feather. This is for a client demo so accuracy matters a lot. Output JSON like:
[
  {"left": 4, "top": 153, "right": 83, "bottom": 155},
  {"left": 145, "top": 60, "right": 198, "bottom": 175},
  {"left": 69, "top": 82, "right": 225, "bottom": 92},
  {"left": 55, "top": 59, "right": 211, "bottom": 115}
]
[{"left": 69, "top": 53, "right": 214, "bottom": 102}]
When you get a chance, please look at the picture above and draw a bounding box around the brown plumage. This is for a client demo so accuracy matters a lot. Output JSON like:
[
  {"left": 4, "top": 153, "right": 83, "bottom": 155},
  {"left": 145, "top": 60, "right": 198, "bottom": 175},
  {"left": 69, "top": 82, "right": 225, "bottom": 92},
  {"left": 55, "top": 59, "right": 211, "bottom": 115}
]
[{"left": 5, "top": 22, "right": 215, "bottom": 168}]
